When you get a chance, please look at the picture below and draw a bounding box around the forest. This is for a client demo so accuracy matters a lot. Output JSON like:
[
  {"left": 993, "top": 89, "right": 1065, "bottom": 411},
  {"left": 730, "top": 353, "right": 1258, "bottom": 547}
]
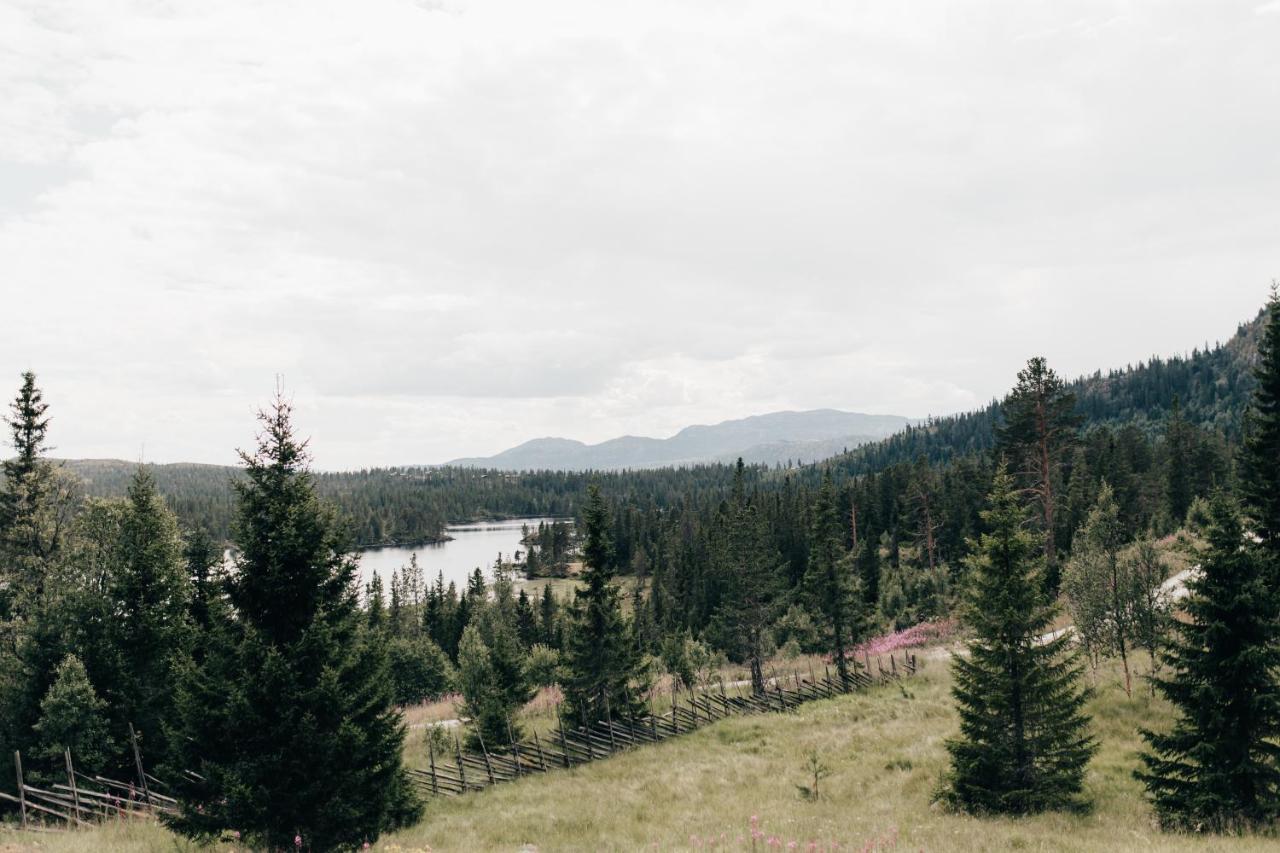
[{"left": 1, "top": 303, "right": 1277, "bottom": 849}]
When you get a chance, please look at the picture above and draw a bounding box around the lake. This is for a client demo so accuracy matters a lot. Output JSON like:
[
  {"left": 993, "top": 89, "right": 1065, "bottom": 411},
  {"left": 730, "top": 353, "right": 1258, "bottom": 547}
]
[{"left": 356, "top": 517, "right": 567, "bottom": 591}]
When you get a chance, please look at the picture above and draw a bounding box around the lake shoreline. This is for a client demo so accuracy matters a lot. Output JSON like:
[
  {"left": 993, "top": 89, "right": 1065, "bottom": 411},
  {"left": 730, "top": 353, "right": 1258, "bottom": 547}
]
[{"left": 354, "top": 515, "right": 570, "bottom": 553}]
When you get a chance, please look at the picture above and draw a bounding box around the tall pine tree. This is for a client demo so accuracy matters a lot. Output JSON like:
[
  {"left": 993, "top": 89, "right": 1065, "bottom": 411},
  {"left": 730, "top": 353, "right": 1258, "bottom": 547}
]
[
  {"left": 803, "top": 473, "right": 863, "bottom": 681},
  {"left": 562, "top": 485, "right": 645, "bottom": 727},
  {"left": 997, "top": 357, "right": 1079, "bottom": 594},
  {"left": 944, "top": 466, "right": 1095, "bottom": 814},
  {"left": 165, "top": 394, "right": 419, "bottom": 850},
  {"left": 710, "top": 459, "right": 782, "bottom": 695},
  {"left": 1242, "top": 288, "right": 1280, "bottom": 570},
  {"left": 1136, "top": 494, "right": 1280, "bottom": 831}
]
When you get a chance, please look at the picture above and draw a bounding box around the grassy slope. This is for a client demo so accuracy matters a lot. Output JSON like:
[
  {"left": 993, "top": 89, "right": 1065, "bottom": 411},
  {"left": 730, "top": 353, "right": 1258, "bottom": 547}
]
[{"left": 7, "top": 655, "right": 1273, "bottom": 852}]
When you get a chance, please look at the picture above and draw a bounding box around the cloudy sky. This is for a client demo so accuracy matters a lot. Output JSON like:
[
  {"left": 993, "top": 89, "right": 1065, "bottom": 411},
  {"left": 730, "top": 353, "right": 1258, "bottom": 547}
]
[{"left": 3, "top": 0, "right": 1278, "bottom": 469}]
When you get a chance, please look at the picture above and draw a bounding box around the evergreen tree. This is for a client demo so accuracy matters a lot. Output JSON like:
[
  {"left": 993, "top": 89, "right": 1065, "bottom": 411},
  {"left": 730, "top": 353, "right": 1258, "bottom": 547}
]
[
  {"left": 100, "top": 468, "right": 192, "bottom": 765},
  {"left": 184, "top": 526, "right": 225, "bottom": 644},
  {"left": 539, "top": 585, "right": 560, "bottom": 648},
  {"left": 803, "top": 474, "right": 863, "bottom": 680},
  {"left": 562, "top": 485, "right": 645, "bottom": 727},
  {"left": 165, "top": 395, "right": 420, "bottom": 850},
  {"left": 856, "top": 537, "right": 881, "bottom": 607},
  {"left": 710, "top": 459, "right": 782, "bottom": 695},
  {"left": 1, "top": 372, "right": 70, "bottom": 611},
  {"left": 1242, "top": 289, "right": 1280, "bottom": 584},
  {"left": 1163, "top": 398, "right": 1195, "bottom": 526},
  {"left": 944, "top": 467, "right": 1095, "bottom": 814},
  {"left": 31, "top": 655, "right": 113, "bottom": 782},
  {"left": 998, "top": 357, "right": 1080, "bottom": 593},
  {"left": 366, "top": 573, "right": 387, "bottom": 633},
  {"left": 515, "top": 589, "right": 537, "bottom": 648},
  {"left": 1136, "top": 494, "right": 1280, "bottom": 831},
  {"left": 387, "top": 634, "right": 455, "bottom": 706}
]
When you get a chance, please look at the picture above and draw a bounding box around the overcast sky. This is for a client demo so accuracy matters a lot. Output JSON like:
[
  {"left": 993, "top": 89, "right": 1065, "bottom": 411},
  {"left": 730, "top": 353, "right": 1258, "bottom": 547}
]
[{"left": 3, "top": 0, "right": 1278, "bottom": 469}]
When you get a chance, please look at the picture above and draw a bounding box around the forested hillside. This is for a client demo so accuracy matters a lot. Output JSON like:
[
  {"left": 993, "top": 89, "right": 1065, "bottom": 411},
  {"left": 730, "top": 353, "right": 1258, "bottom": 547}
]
[
  {"left": 60, "top": 310, "right": 1259, "bottom": 560},
  {"left": 61, "top": 458, "right": 762, "bottom": 548},
  {"left": 4, "top": 302, "right": 1277, "bottom": 850}
]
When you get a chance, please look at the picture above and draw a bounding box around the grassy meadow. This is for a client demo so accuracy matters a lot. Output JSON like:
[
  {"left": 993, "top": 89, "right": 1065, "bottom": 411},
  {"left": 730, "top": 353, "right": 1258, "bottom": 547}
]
[{"left": 3, "top": 649, "right": 1276, "bottom": 852}]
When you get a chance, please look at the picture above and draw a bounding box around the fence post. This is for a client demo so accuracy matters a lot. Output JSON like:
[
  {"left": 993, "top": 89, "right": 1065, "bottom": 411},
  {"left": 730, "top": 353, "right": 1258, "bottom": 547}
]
[
  {"left": 556, "top": 707, "right": 572, "bottom": 768},
  {"left": 532, "top": 731, "right": 547, "bottom": 772},
  {"left": 603, "top": 696, "right": 618, "bottom": 753},
  {"left": 14, "top": 751, "right": 27, "bottom": 829},
  {"left": 65, "top": 749, "right": 82, "bottom": 819},
  {"left": 476, "top": 731, "right": 496, "bottom": 784},
  {"left": 129, "top": 723, "right": 152, "bottom": 808},
  {"left": 428, "top": 737, "right": 439, "bottom": 796},
  {"left": 508, "top": 722, "right": 522, "bottom": 777},
  {"left": 454, "top": 734, "right": 468, "bottom": 791}
]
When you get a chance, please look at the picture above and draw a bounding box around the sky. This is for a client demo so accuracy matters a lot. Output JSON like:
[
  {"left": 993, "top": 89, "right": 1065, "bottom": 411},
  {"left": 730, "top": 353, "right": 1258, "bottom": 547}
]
[{"left": 2, "top": 0, "right": 1278, "bottom": 469}]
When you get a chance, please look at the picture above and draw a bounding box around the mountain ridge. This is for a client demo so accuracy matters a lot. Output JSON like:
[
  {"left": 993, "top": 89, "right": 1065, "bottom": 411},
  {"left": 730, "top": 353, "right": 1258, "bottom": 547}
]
[{"left": 446, "top": 408, "right": 912, "bottom": 471}]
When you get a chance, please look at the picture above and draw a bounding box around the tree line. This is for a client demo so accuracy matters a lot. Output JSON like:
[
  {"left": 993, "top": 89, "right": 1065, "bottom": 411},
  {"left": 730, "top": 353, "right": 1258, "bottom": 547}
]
[{"left": 0, "top": 301, "right": 1274, "bottom": 846}]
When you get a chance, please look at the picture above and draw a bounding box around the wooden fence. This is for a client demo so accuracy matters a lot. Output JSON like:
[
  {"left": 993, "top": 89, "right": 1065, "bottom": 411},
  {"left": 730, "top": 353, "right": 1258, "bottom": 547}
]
[
  {"left": 3, "top": 652, "right": 920, "bottom": 828},
  {"left": 3, "top": 725, "right": 177, "bottom": 831},
  {"left": 408, "top": 652, "right": 919, "bottom": 800}
]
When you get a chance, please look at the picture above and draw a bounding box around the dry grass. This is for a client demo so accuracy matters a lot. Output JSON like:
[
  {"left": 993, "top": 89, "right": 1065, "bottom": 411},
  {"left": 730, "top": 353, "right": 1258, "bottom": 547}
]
[
  {"left": 5, "top": 652, "right": 1276, "bottom": 851},
  {"left": 376, "top": 655, "right": 1276, "bottom": 852}
]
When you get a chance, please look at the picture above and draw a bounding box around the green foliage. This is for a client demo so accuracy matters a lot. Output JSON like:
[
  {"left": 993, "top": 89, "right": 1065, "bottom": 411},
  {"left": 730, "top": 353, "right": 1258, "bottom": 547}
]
[
  {"left": 1241, "top": 291, "right": 1280, "bottom": 557},
  {"left": 709, "top": 459, "right": 783, "bottom": 694},
  {"left": 803, "top": 474, "right": 864, "bottom": 679},
  {"left": 31, "top": 654, "right": 113, "bottom": 782},
  {"left": 105, "top": 469, "right": 191, "bottom": 763},
  {"left": 525, "top": 643, "right": 563, "bottom": 688},
  {"left": 796, "top": 749, "right": 832, "bottom": 801},
  {"left": 944, "top": 467, "right": 1096, "bottom": 815},
  {"left": 457, "top": 623, "right": 531, "bottom": 751},
  {"left": 165, "top": 395, "right": 420, "bottom": 851},
  {"left": 997, "top": 357, "right": 1080, "bottom": 593},
  {"left": 388, "top": 634, "right": 456, "bottom": 705},
  {"left": 562, "top": 485, "right": 646, "bottom": 727},
  {"left": 1137, "top": 494, "right": 1280, "bottom": 832}
]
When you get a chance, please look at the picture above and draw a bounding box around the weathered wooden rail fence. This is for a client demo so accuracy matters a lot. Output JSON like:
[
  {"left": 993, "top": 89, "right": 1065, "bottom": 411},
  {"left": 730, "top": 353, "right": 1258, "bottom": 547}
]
[
  {"left": 4, "top": 652, "right": 920, "bottom": 828},
  {"left": 3, "top": 725, "right": 177, "bottom": 831},
  {"left": 408, "top": 652, "right": 920, "bottom": 800}
]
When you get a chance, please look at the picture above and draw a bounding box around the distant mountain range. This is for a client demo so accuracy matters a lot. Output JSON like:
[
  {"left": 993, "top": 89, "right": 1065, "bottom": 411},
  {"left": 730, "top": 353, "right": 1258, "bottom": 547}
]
[{"left": 445, "top": 409, "right": 913, "bottom": 471}]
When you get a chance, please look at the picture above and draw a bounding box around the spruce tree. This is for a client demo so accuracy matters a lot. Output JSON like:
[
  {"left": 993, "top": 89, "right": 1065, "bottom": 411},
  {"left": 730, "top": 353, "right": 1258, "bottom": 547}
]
[
  {"left": 184, "top": 526, "right": 225, "bottom": 644},
  {"left": 539, "top": 585, "right": 559, "bottom": 648},
  {"left": 165, "top": 395, "right": 420, "bottom": 850},
  {"left": 803, "top": 473, "right": 862, "bottom": 681},
  {"left": 1242, "top": 288, "right": 1280, "bottom": 575},
  {"left": 0, "top": 371, "right": 64, "bottom": 609},
  {"left": 944, "top": 466, "right": 1096, "bottom": 814},
  {"left": 31, "top": 655, "right": 113, "bottom": 781},
  {"left": 710, "top": 459, "right": 782, "bottom": 695},
  {"left": 1136, "top": 494, "right": 1280, "bottom": 831},
  {"left": 997, "top": 357, "right": 1080, "bottom": 594},
  {"left": 106, "top": 468, "right": 191, "bottom": 765},
  {"left": 562, "top": 484, "right": 645, "bottom": 727},
  {"left": 1163, "top": 397, "right": 1195, "bottom": 526}
]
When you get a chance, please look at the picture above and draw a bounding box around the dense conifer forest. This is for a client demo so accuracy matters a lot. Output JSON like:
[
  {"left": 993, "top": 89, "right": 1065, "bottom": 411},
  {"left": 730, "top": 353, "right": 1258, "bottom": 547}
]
[{"left": 3, "top": 303, "right": 1278, "bottom": 849}]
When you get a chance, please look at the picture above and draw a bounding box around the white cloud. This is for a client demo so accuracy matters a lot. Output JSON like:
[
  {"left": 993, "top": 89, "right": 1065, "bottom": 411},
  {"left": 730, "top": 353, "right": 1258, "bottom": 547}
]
[{"left": 2, "top": 0, "right": 1278, "bottom": 467}]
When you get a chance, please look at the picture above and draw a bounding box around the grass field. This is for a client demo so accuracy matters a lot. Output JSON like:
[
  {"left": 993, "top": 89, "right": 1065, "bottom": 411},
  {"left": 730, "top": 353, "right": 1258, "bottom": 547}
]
[{"left": 2, "top": 651, "right": 1275, "bottom": 851}]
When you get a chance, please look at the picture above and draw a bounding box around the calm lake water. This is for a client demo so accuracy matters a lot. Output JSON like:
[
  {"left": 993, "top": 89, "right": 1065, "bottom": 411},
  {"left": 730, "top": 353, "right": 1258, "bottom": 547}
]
[{"left": 356, "top": 517, "right": 567, "bottom": 591}]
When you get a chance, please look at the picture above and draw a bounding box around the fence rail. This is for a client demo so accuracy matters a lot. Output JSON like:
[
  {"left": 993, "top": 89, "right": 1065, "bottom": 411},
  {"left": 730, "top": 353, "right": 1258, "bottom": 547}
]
[
  {"left": 4, "top": 725, "right": 176, "bottom": 832},
  {"left": 4, "top": 651, "right": 921, "bottom": 828},
  {"left": 410, "top": 652, "right": 920, "bottom": 800}
]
